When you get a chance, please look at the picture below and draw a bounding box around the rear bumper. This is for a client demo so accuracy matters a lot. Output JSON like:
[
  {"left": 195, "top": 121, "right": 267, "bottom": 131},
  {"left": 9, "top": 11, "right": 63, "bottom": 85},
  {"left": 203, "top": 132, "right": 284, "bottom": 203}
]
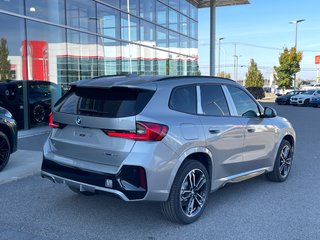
[
  {"left": 41, "top": 158, "right": 147, "bottom": 201},
  {"left": 275, "top": 98, "right": 288, "bottom": 104}
]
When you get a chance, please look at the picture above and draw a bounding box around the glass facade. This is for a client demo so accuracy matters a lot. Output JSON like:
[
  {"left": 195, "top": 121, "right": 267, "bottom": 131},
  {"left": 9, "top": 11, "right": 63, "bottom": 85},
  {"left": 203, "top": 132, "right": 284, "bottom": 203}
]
[{"left": 0, "top": 0, "right": 199, "bottom": 128}]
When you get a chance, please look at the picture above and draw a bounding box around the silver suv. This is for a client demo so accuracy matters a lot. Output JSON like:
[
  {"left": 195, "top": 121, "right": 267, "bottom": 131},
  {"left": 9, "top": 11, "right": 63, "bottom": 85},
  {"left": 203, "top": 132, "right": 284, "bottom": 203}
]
[{"left": 41, "top": 75, "right": 296, "bottom": 224}]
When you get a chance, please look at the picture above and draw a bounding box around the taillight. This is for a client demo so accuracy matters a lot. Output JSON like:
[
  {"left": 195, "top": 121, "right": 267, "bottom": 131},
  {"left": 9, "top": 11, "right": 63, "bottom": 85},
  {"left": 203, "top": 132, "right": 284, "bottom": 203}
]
[
  {"left": 104, "top": 121, "right": 168, "bottom": 141},
  {"left": 49, "top": 112, "right": 60, "bottom": 128}
]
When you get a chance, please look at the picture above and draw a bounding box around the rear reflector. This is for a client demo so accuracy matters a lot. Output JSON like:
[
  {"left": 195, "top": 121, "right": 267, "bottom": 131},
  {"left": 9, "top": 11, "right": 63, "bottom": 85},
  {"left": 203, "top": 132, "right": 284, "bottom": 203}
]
[
  {"left": 104, "top": 121, "right": 168, "bottom": 141},
  {"left": 49, "top": 112, "right": 60, "bottom": 128}
]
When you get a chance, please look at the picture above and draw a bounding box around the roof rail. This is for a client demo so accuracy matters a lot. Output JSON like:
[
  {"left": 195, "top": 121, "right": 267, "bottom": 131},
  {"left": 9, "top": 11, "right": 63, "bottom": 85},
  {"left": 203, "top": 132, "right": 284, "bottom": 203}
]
[{"left": 155, "top": 75, "right": 235, "bottom": 83}]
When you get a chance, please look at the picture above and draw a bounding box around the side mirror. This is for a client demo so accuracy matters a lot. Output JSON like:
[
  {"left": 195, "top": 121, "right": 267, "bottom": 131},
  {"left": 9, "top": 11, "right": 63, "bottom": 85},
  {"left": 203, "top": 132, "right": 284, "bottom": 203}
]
[{"left": 263, "top": 107, "right": 277, "bottom": 118}]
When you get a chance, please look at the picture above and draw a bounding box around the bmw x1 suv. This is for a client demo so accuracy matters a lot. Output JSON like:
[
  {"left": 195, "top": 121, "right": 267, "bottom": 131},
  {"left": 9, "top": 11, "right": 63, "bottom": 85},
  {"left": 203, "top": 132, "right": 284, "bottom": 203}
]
[{"left": 41, "top": 75, "right": 296, "bottom": 224}]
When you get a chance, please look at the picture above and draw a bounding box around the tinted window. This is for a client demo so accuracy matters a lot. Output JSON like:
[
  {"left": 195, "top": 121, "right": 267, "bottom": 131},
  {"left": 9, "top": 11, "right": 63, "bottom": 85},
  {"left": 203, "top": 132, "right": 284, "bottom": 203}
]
[
  {"left": 170, "top": 85, "right": 196, "bottom": 114},
  {"left": 227, "top": 86, "right": 260, "bottom": 117},
  {"left": 55, "top": 87, "right": 154, "bottom": 118},
  {"left": 200, "top": 85, "right": 229, "bottom": 116}
]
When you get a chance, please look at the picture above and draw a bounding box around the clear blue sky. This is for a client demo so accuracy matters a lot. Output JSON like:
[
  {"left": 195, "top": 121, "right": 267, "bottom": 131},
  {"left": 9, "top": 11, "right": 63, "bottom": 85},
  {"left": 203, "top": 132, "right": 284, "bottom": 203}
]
[{"left": 198, "top": 0, "right": 320, "bottom": 81}]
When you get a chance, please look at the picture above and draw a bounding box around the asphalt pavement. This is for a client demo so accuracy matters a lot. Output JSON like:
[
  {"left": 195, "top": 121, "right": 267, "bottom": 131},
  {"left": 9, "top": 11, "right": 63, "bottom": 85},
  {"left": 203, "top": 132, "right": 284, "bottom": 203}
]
[{"left": 0, "top": 103, "right": 320, "bottom": 240}]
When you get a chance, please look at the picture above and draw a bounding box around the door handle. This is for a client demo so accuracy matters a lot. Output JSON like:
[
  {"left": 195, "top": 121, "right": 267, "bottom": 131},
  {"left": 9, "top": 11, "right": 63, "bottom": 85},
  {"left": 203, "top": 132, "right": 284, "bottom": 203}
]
[
  {"left": 247, "top": 128, "right": 256, "bottom": 133},
  {"left": 209, "top": 129, "right": 220, "bottom": 134}
]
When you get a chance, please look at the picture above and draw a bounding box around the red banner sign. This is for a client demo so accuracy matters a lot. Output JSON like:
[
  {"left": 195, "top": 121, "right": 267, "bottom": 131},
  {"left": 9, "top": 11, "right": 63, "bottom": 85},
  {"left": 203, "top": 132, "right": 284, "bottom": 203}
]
[{"left": 316, "top": 55, "right": 320, "bottom": 64}]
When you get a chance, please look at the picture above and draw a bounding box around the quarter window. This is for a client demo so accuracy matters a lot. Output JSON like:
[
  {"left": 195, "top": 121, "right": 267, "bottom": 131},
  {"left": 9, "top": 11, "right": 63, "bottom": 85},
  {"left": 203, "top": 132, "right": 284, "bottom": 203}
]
[
  {"left": 199, "top": 85, "right": 229, "bottom": 116},
  {"left": 170, "top": 85, "right": 196, "bottom": 114},
  {"left": 227, "top": 86, "right": 261, "bottom": 117}
]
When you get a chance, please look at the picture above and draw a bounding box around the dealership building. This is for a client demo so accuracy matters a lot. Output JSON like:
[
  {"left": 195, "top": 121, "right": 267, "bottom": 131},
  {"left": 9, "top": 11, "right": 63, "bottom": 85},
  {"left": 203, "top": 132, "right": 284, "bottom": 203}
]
[{"left": 0, "top": 0, "right": 248, "bottom": 127}]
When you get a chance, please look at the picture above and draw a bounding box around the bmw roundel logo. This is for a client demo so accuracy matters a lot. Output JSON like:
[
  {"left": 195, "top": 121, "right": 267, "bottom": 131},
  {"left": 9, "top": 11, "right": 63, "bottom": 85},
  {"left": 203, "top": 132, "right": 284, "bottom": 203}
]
[{"left": 76, "top": 117, "right": 82, "bottom": 125}]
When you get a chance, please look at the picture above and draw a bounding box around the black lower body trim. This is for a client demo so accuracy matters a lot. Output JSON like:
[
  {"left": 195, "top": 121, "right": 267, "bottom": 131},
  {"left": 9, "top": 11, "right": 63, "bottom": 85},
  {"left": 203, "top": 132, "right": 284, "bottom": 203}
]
[{"left": 41, "top": 158, "right": 147, "bottom": 200}]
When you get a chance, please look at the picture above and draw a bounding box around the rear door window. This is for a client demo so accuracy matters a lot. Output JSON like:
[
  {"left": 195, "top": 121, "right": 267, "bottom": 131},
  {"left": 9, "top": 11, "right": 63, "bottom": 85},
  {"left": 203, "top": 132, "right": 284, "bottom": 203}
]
[
  {"left": 199, "top": 85, "right": 230, "bottom": 116},
  {"left": 169, "top": 85, "right": 197, "bottom": 114},
  {"left": 54, "top": 87, "right": 154, "bottom": 118}
]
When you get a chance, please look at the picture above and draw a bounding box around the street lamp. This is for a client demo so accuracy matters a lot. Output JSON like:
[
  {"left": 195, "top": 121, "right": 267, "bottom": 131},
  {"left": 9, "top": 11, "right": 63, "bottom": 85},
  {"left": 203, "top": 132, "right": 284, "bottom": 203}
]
[
  {"left": 234, "top": 54, "right": 241, "bottom": 83},
  {"left": 289, "top": 19, "right": 305, "bottom": 49},
  {"left": 218, "top": 37, "right": 224, "bottom": 76},
  {"left": 289, "top": 19, "right": 305, "bottom": 90}
]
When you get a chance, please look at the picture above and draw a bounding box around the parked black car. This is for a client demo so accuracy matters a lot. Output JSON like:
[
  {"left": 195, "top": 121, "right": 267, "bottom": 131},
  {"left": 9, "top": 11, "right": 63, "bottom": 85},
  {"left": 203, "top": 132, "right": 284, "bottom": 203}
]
[
  {"left": 275, "top": 90, "right": 306, "bottom": 105},
  {"left": 0, "top": 106, "right": 17, "bottom": 171},
  {"left": 0, "top": 80, "right": 61, "bottom": 128},
  {"left": 246, "top": 87, "right": 265, "bottom": 100}
]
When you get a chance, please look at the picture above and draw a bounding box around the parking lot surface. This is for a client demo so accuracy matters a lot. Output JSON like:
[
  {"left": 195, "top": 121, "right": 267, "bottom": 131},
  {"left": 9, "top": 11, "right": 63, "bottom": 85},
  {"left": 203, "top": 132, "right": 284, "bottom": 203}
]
[{"left": 0, "top": 103, "right": 320, "bottom": 240}]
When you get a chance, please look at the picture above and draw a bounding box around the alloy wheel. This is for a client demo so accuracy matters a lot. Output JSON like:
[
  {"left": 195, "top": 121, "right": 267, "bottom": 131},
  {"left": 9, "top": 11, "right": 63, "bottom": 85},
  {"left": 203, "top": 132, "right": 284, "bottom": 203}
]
[
  {"left": 180, "top": 169, "right": 207, "bottom": 218},
  {"left": 33, "top": 104, "right": 46, "bottom": 123},
  {"left": 279, "top": 145, "right": 292, "bottom": 178}
]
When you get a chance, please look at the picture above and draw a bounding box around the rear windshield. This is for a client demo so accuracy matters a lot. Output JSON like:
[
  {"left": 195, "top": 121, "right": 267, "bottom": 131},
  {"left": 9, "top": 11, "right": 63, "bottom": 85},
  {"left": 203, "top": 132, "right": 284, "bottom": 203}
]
[{"left": 54, "top": 86, "right": 155, "bottom": 118}]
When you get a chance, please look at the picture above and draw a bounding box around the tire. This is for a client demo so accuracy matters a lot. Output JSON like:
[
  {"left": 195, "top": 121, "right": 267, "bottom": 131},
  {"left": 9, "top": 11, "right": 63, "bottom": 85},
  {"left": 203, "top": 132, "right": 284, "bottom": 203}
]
[
  {"left": 160, "top": 160, "right": 210, "bottom": 224},
  {"left": 32, "top": 103, "right": 46, "bottom": 123},
  {"left": 312, "top": 104, "right": 318, "bottom": 108},
  {"left": 68, "top": 185, "right": 96, "bottom": 196},
  {"left": 0, "top": 131, "right": 11, "bottom": 172},
  {"left": 304, "top": 99, "right": 310, "bottom": 107},
  {"left": 266, "top": 140, "right": 293, "bottom": 182}
]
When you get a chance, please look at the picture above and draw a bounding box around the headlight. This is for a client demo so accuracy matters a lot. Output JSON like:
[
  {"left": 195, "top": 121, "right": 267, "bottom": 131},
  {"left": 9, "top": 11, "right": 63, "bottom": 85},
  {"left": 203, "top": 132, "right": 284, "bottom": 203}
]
[{"left": 4, "top": 110, "right": 12, "bottom": 118}]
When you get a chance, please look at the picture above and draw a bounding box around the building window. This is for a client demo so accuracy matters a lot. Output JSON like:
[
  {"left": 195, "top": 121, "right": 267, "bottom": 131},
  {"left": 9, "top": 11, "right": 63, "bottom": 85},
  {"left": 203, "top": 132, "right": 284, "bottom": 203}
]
[
  {"left": 100, "top": 0, "right": 120, "bottom": 8},
  {"left": 169, "top": 0, "right": 179, "bottom": 10},
  {"left": 180, "top": 0, "right": 190, "bottom": 16},
  {"left": 169, "top": 31, "right": 179, "bottom": 53},
  {"left": 155, "top": 49, "right": 168, "bottom": 75},
  {"left": 66, "top": 30, "right": 98, "bottom": 82},
  {"left": 140, "top": 20, "right": 155, "bottom": 44},
  {"left": 156, "top": 1, "right": 168, "bottom": 28},
  {"left": 121, "top": 0, "right": 139, "bottom": 16},
  {"left": 190, "top": 19, "right": 198, "bottom": 39},
  {"left": 66, "top": 0, "right": 96, "bottom": 32},
  {"left": 190, "top": 3, "right": 198, "bottom": 21},
  {"left": 156, "top": 26, "right": 168, "bottom": 49},
  {"left": 98, "top": 38, "right": 122, "bottom": 76},
  {"left": 180, "top": 14, "right": 188, "bottom": 35},
  {"left": 169, "top": 9, "right": 179, "bottom": 32},
  {"left": 0, "top": 14, "right": 25, "bottom": 80},
  {"left": 97, "top": 4, "right": 121, "bottom": 40},
  {"left": 25, "top": 0, "right": 66, "bottom": 25},
  {"left": 0, "top": 0, "right": 24, "bottom": 14},
  {"left": 121, "top": 42, "right": 139, "bottom": 74},
  {"left": 121, "top": 13, "right": 139, "bottom": 42},
  {"left": 140, "top": 46, "right": 156, "bottom": 75},
  {"left": 140, "top": 0, "right": 155, "bottom": 22}
]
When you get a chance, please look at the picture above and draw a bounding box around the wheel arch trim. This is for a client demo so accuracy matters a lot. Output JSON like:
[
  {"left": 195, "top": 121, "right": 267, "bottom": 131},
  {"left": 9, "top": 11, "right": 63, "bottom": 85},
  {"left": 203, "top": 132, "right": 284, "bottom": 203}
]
[{"left": 166, "top": 147, "right": 214, "bottom": 195}]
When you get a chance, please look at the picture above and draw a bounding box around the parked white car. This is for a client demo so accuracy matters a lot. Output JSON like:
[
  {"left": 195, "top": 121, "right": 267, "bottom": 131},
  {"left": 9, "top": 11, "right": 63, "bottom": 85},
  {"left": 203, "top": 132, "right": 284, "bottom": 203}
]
[
  {"left": 301, "top": 83, "right": 320, "bottom": 91},
  {"left": 290, "top": 89, "right": 320, "bottom": 106}
]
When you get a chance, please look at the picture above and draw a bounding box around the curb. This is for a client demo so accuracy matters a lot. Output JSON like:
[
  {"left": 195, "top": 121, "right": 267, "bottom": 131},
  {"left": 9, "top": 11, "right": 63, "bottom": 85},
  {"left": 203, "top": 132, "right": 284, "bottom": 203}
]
[{"left": 18, "top": 126, "right": 51, "bottom": 139}]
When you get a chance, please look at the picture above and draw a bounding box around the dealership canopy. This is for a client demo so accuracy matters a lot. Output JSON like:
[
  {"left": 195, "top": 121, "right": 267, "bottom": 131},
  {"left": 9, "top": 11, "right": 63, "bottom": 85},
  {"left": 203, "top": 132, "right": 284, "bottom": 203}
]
[
  {"left": 191, "top": 0, "right": 250, "bottom": 76},
  {"left": 194, "top": 0, "right": 249, "bottom": 8}
]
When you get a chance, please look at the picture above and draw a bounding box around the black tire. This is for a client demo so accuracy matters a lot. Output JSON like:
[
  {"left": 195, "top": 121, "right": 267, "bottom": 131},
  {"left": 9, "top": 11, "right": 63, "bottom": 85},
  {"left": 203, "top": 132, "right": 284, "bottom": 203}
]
[
  {"left": 312, "top": 104, "right": 318, "bottom": 108},
  {"left": 160, "top": 160, "right": 210, "bottom": 224},
  {"left": 266, "top": 140, "right": 293, "bottom": 182},
  {"left": 68, "top": 185, "right": 96, "bottom": 196},
  {"left": 32, "top": 103, "right": 46, "bottom": 123},
  {"left": 0, "top": 131, "right": 11, "bottom": 172},
  {"left": 304, "top": 99, "right": 310, "bottom": 107}
]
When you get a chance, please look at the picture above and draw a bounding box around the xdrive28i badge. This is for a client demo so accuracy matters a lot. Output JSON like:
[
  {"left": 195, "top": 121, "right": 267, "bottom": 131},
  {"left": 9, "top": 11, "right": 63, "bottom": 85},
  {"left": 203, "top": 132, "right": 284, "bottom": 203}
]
[{"left": 76, "top": 117, "right": 82, "bottom": 125}]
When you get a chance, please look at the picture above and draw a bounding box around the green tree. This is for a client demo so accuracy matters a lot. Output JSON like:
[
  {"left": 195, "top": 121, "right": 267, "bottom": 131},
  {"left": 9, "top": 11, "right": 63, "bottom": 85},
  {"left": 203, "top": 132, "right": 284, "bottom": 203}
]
[
  {"left": 274, "top": 47, "right": 302, "bottom": 90},
  {"left": 0, "top": 38, "right": 11, "bottom": 81},
  {"left": 217, "top": 71, "right": 231, "bottom": 79},
  {"left": 244, "top": 59, "right": 264, "bottom": 87}
]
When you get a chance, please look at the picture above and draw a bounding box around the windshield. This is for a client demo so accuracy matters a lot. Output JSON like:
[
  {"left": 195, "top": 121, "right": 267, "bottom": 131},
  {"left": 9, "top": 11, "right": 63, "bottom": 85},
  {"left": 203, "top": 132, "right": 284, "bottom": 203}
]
[{"left": 305, "top": 90, "right": 315, "bottom": 95}]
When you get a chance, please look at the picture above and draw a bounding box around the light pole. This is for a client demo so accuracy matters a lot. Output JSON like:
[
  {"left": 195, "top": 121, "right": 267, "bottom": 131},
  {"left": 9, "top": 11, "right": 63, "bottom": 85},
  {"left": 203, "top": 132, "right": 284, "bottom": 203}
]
[
  {"left": 218, "top": 37, "right": 224, "bottom": 76},
  {"left": 234, "top": 54, "right": 241, "bottom": 83},
  {"left": 289, "top": 19, "right": 305, "bottom": 90}
]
